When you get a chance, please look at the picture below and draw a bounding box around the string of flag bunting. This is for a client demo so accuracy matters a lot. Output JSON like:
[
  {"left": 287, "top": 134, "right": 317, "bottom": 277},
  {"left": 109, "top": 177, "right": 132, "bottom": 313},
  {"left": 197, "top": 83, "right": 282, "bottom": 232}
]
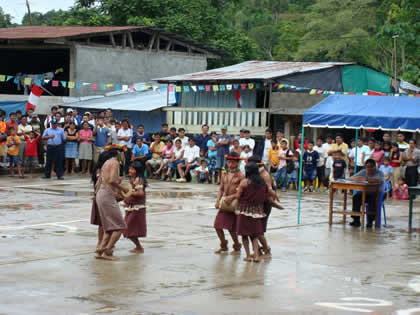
[{"left": 1, "top": 73, "right": 419, "bottom": 97}]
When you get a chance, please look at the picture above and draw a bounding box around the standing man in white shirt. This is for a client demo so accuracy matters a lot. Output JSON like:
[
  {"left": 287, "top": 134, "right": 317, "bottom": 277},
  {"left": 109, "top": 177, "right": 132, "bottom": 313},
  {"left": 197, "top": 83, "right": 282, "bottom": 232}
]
[
  {"left": 117, "top": 119, "right": 133, "bottom": 176},
  {"left": 176, "top": 138, "right": 200, "bottom": 182},
  {"left": 239, "top": 130, "right": 255, "bottom": 153},
  {"left": 349, "top": 138, "right": 369, "bottom": 173},
  {"left": 322, "top": 134, "right": 334, "bottom": 188},
  {"left": 314, "top": 137, "right": 327, "bottom": 191},
  {"left": 255, "top": 129, "right": 273, "bottom": 168}
]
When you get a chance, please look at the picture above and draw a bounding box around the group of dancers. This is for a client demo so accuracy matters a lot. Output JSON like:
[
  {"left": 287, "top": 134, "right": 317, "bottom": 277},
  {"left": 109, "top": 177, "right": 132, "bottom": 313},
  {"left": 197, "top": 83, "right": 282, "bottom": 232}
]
[{"left": 90, "top": 146, "right": 282, "bottom": 262}]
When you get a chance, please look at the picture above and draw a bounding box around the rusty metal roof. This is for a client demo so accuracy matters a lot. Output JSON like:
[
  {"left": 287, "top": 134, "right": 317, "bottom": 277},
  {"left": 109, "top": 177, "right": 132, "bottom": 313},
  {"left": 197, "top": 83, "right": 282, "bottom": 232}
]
[
  {"left": 156, "top": 60, "right": 355, "bottom": 82},
  {"left": 0, "top": 26, "right": 226, "bottom": 57}
]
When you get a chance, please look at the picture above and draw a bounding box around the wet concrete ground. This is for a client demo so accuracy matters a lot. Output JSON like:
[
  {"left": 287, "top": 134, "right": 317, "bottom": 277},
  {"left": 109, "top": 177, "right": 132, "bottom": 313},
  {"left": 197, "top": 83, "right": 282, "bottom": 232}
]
[{"left": 0, "top": 175, "right": 420, "bottom": 314}]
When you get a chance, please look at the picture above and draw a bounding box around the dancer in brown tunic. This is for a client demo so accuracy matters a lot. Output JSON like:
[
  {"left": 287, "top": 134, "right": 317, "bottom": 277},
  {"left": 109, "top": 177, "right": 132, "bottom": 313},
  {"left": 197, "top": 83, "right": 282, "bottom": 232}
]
[
  {"left": 214, "top": 152, "right": 244, "bottom": 254},
  {"left": 121, "top": 161, "right": 147, "bottom": 253},
  {"left": 95, "top": 148, "right": 129, "bottom": 261},
  {"left": 227, "top": 162, "right": 276, "bottom": 262}
]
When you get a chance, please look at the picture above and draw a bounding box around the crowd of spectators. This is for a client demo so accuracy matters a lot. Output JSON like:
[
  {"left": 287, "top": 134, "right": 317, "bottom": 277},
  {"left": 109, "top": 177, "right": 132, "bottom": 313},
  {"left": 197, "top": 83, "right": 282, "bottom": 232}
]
[{"left": 0, "top": 107, "right": 418, "bottom": 200}]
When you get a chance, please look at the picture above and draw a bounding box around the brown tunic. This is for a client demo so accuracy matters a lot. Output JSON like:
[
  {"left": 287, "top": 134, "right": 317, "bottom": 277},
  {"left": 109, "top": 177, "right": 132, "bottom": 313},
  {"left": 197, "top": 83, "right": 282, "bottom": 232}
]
[{"left": 122, "top": 178, "right": 147, "bottom": 238}]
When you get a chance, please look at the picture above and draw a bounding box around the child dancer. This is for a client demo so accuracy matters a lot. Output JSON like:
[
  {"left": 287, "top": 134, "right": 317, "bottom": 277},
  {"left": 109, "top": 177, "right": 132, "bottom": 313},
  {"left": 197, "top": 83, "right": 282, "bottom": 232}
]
[{"left": 121, "top": 161, "right": 147, "bottom": 253}]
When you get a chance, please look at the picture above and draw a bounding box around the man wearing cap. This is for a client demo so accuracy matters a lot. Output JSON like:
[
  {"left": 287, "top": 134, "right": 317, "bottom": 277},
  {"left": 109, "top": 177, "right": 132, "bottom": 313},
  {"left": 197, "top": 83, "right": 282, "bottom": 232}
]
[
  {"left": 214, "top": 151, "right": 244, "bottom": 254},
  {"left": 239, "top": 130, "right": 255, "bottom": 152},
  {"left": 215, "top": 125, "right": 230, "bottom": 184},
  {"left": 66, "top": 108, "right": 79, "bottom": 127},
  {"left": 42, "top": 118, "right": 66, "bottom": 180},
  {"left": 348, "top": 158, "right": 384, "bottom": 228}
]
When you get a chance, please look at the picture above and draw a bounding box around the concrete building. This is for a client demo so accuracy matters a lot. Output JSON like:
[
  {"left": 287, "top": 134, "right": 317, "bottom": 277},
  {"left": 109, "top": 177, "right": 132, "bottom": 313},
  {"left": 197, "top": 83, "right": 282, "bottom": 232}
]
[{"left": 0, "top": 26, "right": 225, "bottom": 113}]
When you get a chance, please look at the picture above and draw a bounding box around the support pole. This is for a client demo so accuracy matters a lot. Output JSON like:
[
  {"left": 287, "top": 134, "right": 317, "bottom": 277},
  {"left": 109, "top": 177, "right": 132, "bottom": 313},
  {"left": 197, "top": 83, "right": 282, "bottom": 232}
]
[
  {"left": 354, "top": 129, "right": 359, "bottom": 174},
  {"left": 297, "top": 125, "right": 305, "bottom": 224}
]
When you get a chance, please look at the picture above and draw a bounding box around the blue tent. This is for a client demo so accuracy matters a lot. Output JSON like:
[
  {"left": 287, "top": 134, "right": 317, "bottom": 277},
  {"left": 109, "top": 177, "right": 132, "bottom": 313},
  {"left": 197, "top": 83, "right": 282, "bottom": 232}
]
[
  {"left": 297, "top": 94, "right": 420, "bottom": 225},
  {"left": 303, "top": 95, "right": 420, "bottom": 132}
]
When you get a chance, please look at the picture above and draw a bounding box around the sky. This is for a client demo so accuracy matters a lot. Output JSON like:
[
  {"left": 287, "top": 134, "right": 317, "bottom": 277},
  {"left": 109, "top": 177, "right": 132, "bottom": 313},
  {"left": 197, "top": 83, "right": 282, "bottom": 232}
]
[{"left": 0, "top": 0, "right": 75, "bottom": 24}]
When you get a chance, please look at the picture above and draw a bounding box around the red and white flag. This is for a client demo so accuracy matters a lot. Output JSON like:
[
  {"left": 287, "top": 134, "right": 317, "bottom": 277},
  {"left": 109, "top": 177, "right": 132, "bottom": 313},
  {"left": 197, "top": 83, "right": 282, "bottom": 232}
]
[
  {"left": 235, "top": 89, "right": 242, "bottom": 108},
  {"left": 26, "top": 84, "right": 43, "bottom": 111}
]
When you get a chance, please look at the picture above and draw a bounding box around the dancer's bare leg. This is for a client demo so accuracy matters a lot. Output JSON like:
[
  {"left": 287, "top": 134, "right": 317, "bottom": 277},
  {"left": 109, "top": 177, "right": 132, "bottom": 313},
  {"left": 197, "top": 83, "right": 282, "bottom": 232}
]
[
  {"left": 252, "top": 237, "right": 260, "bottom": 262},
  {"left": 214, "top": 229, "right": 228, "bottom": 254},
  {"left": 229, "top": 230, "right": 241, "bottom": 255},
  {"left": 242, "top": 236, "right": 252, "bottom": 262},
  {"left": 102, "top": 231, "right": 122, "bottom": 261},
  {"left": 258, "top": 235, "right": 271, "bottom": 258},
  {"left": 128, "top": 237, "right": 144, "bottom": 253},
  {"left": 96, "top": 226, "right": 104, "bottom": 250}
]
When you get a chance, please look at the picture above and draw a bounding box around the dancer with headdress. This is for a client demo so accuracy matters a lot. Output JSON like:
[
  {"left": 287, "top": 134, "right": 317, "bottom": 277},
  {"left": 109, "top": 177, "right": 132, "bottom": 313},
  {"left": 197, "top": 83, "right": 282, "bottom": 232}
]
[
  {"left": 227, "top": 162, "right": 277, "bottom": 262},
  {"left": 95, "top": 144, "right": 129, "bottom": 261},
  {"left": 121, "top": 161, "right": 148, "bottom": 253},
  {"left": 214, "top": 152, "right": 244, "bottom": 254}
]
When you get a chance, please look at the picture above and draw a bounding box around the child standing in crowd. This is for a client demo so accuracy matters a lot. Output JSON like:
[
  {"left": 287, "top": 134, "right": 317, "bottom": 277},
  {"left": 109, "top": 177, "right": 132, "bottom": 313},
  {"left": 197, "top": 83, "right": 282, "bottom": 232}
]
[
  {"left": 230, "top": 139, "right": 242, "bottom": 155},
  {"left": 288, "top": 155, "right": 300, "bottom": 190},
  {"left": 363, "top": 138, "right": 375, "bottom": 164},
  {"left": 65, "top": 122, "right": 79, "bottom": 175},
  {"left": 268, "top": 140, "right": 280, "bottom": 174},
  {"left": 390, "top": 142, "right": 402, "bottom": 188},
  {"left": 240, "top": 145, "right": 253, "bottom": 174},
  {"left": 78, "top": 122, "right": 94, "bottom": 175},
  {"left": 24, "top": 131, "right": 40, "bottom": 177},
  {"left": 379, "top": 157, "right": 393, "bottom": 196},
  {"left": 393, "top": 177, "right": 409, "bottom": 200},
  {"left": 6, "top": 127, "right": 22, "bottom": 177},
  {"left": 332, "top": 151, "right": 346, "bottom": 180},
  {"left": 314, "top": 137, "right": 327, "bottom": 191},
  {"left": 303, "top": 141, "right": 319, "bottom": 192},
  {"left": 383, "top": 142, "right": 391, "bottom": 159},
  {"left": 275, "top": 139, "right": 293, "bottom": 191},
  {"left": 194, "top": 159, "right": 210, "bottom": 183},
  {"left": 121, "top": 161, "right": 147, "bottom": 253},
  {"left": 371, "top": 141, "right": 385, "bottom": 166},
  {"left": 206, "top": 132, "right": 218, "bottom": 182}
]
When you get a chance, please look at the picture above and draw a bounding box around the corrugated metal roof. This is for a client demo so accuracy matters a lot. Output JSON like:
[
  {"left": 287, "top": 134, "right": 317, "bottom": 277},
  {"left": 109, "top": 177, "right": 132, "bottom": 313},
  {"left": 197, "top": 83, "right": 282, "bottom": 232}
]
[
  {"left": 62, "top": 89, "right": 176, "bottom": 112},
  {"left": 155, "top": 60, "right": 355, "bottom": 82},
  {"left": 0, "top": 26, "right": 226, "bottom": 57}
]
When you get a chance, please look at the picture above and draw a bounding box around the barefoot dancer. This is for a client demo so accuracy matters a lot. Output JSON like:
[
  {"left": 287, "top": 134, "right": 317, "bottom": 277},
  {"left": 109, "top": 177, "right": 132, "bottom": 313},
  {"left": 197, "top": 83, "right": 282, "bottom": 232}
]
[
  {"left": 229, "top": 162, "right": 276, "bottom": 262},
  {"left": 214, "top": 152, "right": 244, "bottom": 254},
  {"left": 95, "top": 146, "right": 129, "bottom": 261},
  {"left": 121, "top": 161, "right": 147, "bottom": 253}
]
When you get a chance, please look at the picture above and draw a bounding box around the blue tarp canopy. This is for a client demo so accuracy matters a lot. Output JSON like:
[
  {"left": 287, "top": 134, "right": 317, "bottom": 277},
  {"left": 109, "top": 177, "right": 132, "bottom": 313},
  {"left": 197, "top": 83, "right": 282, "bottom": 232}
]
[{"left": 303, "top": 95, "right": 420, "bottom": 132}]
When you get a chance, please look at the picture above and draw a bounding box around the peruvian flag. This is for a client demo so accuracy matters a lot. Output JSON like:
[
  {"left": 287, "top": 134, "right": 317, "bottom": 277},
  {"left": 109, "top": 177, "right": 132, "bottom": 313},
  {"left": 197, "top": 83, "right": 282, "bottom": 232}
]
[
  {"left": 26, "top": 84, "right": 44, "bottom": 111},
  {"left": 235, "top": 89, "right": 242, "bottom": 108}
]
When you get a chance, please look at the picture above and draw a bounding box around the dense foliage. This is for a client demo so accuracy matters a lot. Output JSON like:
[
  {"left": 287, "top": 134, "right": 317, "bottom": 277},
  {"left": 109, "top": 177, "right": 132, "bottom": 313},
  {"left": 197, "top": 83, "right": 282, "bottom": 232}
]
[{"left": 1, "top": 0, "right": 418, "bottom": 84}]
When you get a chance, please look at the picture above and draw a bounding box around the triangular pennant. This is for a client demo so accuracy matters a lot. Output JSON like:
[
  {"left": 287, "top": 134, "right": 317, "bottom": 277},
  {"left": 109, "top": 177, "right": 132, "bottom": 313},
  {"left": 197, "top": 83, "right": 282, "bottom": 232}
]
[
  {"left": 322, "top": 91, "right": 329, "bottom": 95},
  {"left": 296, "top": 87, "right": 303, "bottom": 91},
  {"left": 241, "top": 83, "right": 247, "bottom": 90},
  {"left": 408, "top": 94, "right": 414, "bottom": 97},
  {"left": 115, "top": 84, "right": 121, "bottom": 91},
  {"left": 336, "top": 92, "right": 342, "bottom": 95},
  {"left": 198, "top": 85, "right": 205, "bottom": 91},
  {"left": 91, "top": 83, "right": 98, "bottom": 90},
  {"left": 393, "top": 93, "right": 399, "bottom": 96},
  {"left": 76, "top": 82, "right": 81, "bottom": 89},
  {"left": 233, "top": 84, "right": 239, "bottom": 90},
  {"left": 0, "top": 75, "right": 5, "bottom": 82},
  {"left": 6, "top": 75, "right": 13, "bottom": 81},
  {"left": 122, "top": 84, "right": 128, "bottom": 91},
  {"left": 35, "top": 80, "right": 42, "bottom": 86},
  {"left": 52, "top": 80, "right": 59, "bottom": 87},
  {"left": 175, "top": 86, "right": 182, "bottom": 92},
  {"left": 348, "top": 92, "right": 355, "bottom": 95},
  {"left": 60, "top": 81, "right": 67, "bottom": 88},
  {"left": 329, "top": 91, "right": 335, "bottom": 94},
  {"left": 100, "top": 83, "right": 106, "bottom": 90},
  {"left": 212, "top": 85, "right": 219, "bottom": 92},
  {"left": 309, "top": 89, "right": 317, "bottom": 95},
  {"left": 248, "top": 83, "right": 254, "bottom": 90},
  {"left": 283, "top": 84, "right": 289, "bottom": 88},
  {"left": 273, "top": 83, "right": 279, "bottom": 88},
  {"left": 24, "top": 77, "right": 32, "bottom": 85},
  {"left": 160, "top": 86, "right": 167, "bottom": 92},
  {"left": 168, "top": 85, "right": 174, "bottom": 92},
  {"left": 129, "top": 85, "right": 135, "bottom": 91},
  {"left": 278, "top": 84, "right": 285, "bottom": 89},
  {"left": 68, "top": 81, "right": 75, "bottom": 89},
  {"left": 191, "top": 86, "right": 197, "bottom": 92},
  {"left": 219, "top": 85, "right": 225, "bottom": 91},
  {"left": 343, "top": 92, "right": 349, "bottom": 95},
  {"left": 183, "top": 86, "right": 190, "bottom": 92},
  {"left": 226, "top": 84, "right": 232, "bottom": 91},
  {"left": 416, "top": 94, "right": 420, "bottom": 97},
  {"left": 317, "top": 90, "right": 323, "bottom": 94},
  {"left": 106, "top": 84, "right": 113, "bottom": 88},
  {"left": 205, "top": 85, "right": 211, "bottom": 92}
]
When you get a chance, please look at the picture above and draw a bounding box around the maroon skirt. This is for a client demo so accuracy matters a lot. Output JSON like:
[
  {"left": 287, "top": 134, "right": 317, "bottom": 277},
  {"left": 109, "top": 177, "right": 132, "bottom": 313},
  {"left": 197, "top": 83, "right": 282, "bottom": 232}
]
[
  {"left": 123, "top": 209, "right": 147, "bottom": 238},
  {"left": 90, "top": 197, "right": 101, "bottom": 226},
  {"left": 214, "top": 210, "right": 236, "bottom": 232},
  {"left": 262, "top": 201, "right": 272, "bottom": 233},
  {"left": 236, "top": 214, "right": 265, "bottom": 237}
]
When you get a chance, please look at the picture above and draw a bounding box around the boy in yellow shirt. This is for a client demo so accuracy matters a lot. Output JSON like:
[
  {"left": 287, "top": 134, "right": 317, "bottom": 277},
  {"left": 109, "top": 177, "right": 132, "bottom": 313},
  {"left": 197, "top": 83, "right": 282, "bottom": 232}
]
[
  {"left": 6, "top": 127, "right": 22, "bottom": 177},
  {"left": 268, "top": 140, "right": 280, "bottom": 173}
]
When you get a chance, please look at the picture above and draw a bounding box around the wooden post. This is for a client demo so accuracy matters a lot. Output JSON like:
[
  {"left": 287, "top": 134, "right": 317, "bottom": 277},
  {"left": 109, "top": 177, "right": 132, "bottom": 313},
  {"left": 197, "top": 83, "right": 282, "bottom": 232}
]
[
  {"left": 127, "top": 32, "right": 134, "bottom": 49},
  {"left": 122, "top": 32, "right": 127, "bottom": 48},
  {"left": 148, "top": 33, "right": 157, "bottom": 51},
  {"left": 109, "top": 33, "right": 116, "bottom": 48},
  {"left": 165, "top": 41, "right": 172, "bottom": 51}
]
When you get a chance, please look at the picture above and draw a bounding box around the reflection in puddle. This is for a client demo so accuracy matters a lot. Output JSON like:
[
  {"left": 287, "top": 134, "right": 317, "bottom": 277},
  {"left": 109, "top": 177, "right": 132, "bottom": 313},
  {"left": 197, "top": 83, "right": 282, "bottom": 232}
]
[{"left": 0, "top": 203, "right": 34, "bottom": 211}]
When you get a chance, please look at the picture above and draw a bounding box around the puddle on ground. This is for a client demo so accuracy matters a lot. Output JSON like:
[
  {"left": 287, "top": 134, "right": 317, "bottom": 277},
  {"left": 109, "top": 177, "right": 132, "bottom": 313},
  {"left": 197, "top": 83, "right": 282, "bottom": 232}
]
[
  {"left": 0, "top": 204, "right": 34, "bottom": 211},
  {"left": 20, "top": 186, "right": 94, "bottom": 197}
]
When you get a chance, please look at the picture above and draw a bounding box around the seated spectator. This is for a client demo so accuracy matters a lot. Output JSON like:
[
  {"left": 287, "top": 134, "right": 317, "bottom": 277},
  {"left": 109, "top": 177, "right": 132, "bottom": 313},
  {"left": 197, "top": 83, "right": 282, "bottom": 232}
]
[
  {"left": 175, "top": 128, "right": 189, "bottom": 149},
  {"left": 146, "top": 134, "right": 165, "bottom": 178},
  {"left": 176, "top": 138, "right": 200, "bottom": 183},
  {"left": 155, "top": 139, "right": 174, "bottom": 179},
  {"left": 132, "top": 124, "right": 151, "bottom": 146},
  {"left": 166, "top": 139, "right": 184, "bottom": 181},
  {"left": 168, "top": 127, "right": 178, "bottom": 141},
  {"left": 393, "top": 177, "right": 409, "bottom": 200},
  {"left": 131, "top": 137, "right": 149, "bottom": 166},
  {"left": 78, "top": 121, "right": 94, "bottom": 175},
  {"left": 348, "top": 159, "right": 384, "bottom": 228},
  {"left": 6, "top": 127, "right": 22, "bottom": 177},
  {"left": 65, "top": 122, "right": 79, "bottom": 175},
  {"left": 194, "top": 159, "right": 210, "bottom": 183},
  {"left": 24, "top": 130, "right": 40, "bottom": 177},
  {"left": 159, "top": 123, "right": 170, "bottom": 143}
]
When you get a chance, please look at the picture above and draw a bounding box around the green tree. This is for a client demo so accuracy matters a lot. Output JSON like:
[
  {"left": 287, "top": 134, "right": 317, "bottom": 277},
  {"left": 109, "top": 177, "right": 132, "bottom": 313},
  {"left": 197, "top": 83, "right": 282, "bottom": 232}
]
[{"left": 0, "top": 7, "right": 12, "bottom": 27}]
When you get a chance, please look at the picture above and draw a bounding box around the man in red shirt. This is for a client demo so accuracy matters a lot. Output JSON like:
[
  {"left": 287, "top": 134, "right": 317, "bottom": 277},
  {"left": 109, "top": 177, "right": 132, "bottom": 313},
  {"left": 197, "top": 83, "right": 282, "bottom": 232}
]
[{"left": 6, "top": 112, "right": 19, "bottom": 136}]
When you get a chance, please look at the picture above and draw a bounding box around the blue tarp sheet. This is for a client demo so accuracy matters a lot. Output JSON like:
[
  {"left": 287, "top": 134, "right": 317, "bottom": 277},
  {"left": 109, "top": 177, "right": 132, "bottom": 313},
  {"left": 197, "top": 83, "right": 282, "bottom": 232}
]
[
  {"left": 0, "top": 101, "right": 26, "bottom": 119},
  {"left": 303, "top": 95, "right": 420, "bottom": 132}
]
